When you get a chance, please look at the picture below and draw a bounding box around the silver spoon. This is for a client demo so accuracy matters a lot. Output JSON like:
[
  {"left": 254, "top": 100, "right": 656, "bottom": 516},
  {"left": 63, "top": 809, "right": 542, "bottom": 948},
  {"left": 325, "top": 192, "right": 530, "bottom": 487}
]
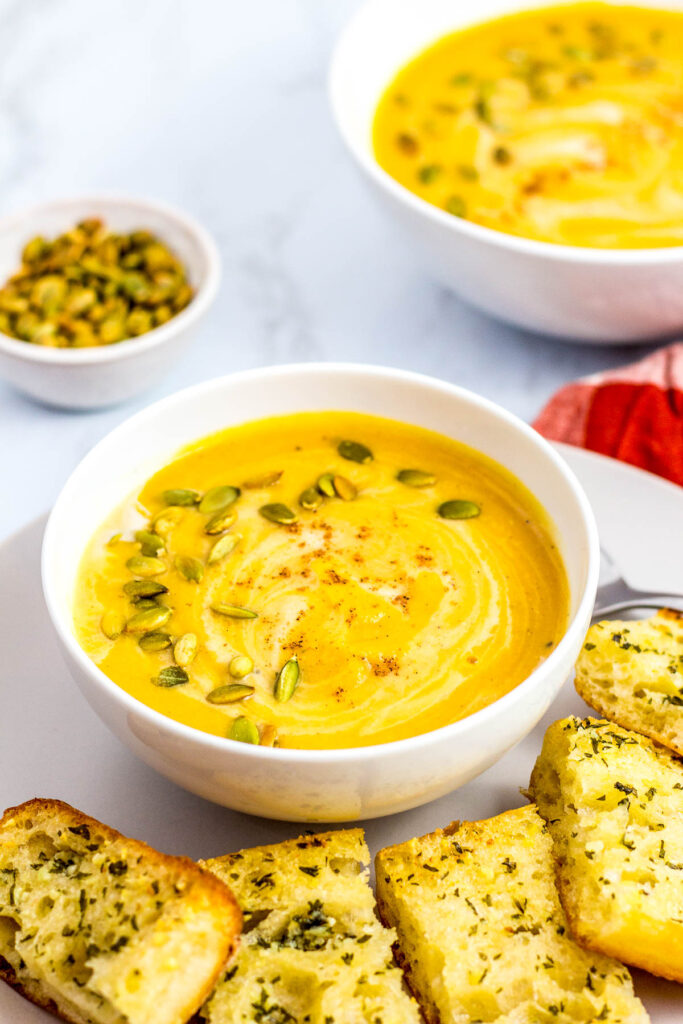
[{"left": 592, "top": 547, "right": 683, "bottom": 621}]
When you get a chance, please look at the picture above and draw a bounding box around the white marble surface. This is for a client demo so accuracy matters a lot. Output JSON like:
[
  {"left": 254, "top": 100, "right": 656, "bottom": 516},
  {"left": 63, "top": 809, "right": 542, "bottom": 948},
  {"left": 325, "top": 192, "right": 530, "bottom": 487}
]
[{"left": 0, "top": 0, "right": 656, "bottom": 542}]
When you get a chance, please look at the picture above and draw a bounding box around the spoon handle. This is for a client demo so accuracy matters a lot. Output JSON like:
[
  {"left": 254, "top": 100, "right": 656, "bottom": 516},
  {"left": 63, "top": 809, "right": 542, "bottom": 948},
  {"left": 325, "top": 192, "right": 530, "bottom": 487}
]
[{"left": 592, "top": 595, "right": 683, "bottom": 620}]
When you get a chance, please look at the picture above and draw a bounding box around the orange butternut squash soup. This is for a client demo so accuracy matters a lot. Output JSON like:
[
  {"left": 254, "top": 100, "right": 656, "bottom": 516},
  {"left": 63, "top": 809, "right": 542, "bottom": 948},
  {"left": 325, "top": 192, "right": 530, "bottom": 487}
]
[
  {"left": 73, "top": 412, "right": 569, "bottom": 749},
  {"left": 373, "top": 3, "right": 683, "bottom": 248}
]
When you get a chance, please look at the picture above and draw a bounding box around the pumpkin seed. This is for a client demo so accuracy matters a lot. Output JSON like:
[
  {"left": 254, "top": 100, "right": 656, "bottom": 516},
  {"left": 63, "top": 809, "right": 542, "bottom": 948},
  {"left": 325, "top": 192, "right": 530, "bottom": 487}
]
[
  {"left": 127, "top": 308, "right": 153, "bottom": 335},
  {"left": 208, "top": 533, "right": 241, "bottom": 564},
  {"left": 126, "top": 555, "right": 166, "bottom": 577},
  {"left": 22, "top": 236, "right": 46, "bottom": 263},
  {"left": 162, "top": 488, "right": 199, "bottom": 506},
  {"left": 228, "top": 717, "right": 260, "bottom": 744},
  {"left": 199, "top": 485, "right": 240, "bottom": 514},
  {"left": 174, "top": 632, "right": 198, "bottom": 666},
  {"left": 100, "top": 315, "right": 129, "bottom": 344},
  {"left": 438, "top": 499, "right": 481, "bottom": 520},
  {"left": 317, "top": 473, "right": 336, "bottom": 497},
  {"left": 135, "top": 529, "right": 165, "bottom": 556},
  {"left": 211, "top": 603, "right": 258, "bottom": 619},
  {"left": 338, "top": 440, "right": 373, "bottom": 464},
  {"left": 32, "top": 275, "right": 67, "bottom": 314},
  {"left": 126, "top": 605, "right": 172, "bottom": 633},
  {"left": 274, "top": 656, "right": 300, "bottom": 703},
  {"left": 106, "top": 533, "right": 122, "bottom": 547},
  {"left": 333, "top": 475, "right": 356, "bottom": 501},
  {"left": 207, "top": 682, "right": 255, "bottom": 704},
  {"left": 175, "top": 555, "right": 204, "bottom": 583},
  {"left": 138, "top": 631, "right": 172, "bottom": 652},
  {"left": 131, "top": 598, "right": 161, "bottom": 611},
  {"left": 260, "top": 503, "right": 297, "bottom": 525},
  {"left": 123, "top": 579, "right": 169, "bottom": 598},
  {"left": 299, "top": 486, "right": 323, "bottom": 511},
  {"left": 152, "top": 507, "right": 184, "bottom": 537},
  {"left": 101, "top": 610, "right": 125, "bottom": 640},
  {"left": 242, "top": 470, "right": 283, "bottom": 489},
  {"left": 204, "top": 508, "right": 237, "bottom": 535},
  {"left": 230, "top": 654, "right": 254, "bottom": 679},
  {"left": 445, "top": 195, "right": 467, "bottom": 218},
  {"left": 397, "top": 468, "right": 437, "bottom": 488},
  {"left": 154, "top": 666, "right": 189, "bottom": 687},
  {"left": 155, "top": 304, "right": 173, "bottom": 326},
  {"left": 100, "top": 316, "right": 126, "bottom": 346},
  {"left": 260, "top": 724, "right": 279, "bottom": 747}
]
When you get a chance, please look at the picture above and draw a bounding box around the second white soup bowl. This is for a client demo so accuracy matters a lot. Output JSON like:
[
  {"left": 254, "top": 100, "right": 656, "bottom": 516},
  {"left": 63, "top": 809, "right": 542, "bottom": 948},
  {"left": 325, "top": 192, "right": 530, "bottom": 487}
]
[
  {"left": 330, "top": 0, "right": 683, "bottom": 344},
  {"left": 42, "top": 364, "right": 599, "bottom": 822}
]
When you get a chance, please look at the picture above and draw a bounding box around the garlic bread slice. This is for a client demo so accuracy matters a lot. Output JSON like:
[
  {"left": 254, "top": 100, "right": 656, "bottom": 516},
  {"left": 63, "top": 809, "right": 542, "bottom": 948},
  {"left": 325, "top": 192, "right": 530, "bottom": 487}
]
[
  {"left": 576, "top": 610, "right": 683, "bottom": 754},
  {"left": 0, "top": 799, "right": 240, "bottom": 1024},
  {"left": 376, "top": 805, "right": 647, "bottom": 1024},
  {"left": 531, "top": 716, "right": 683, "bottom": 981},
  {"left": 199, "top": 829, "right": 420, "bottom": 1024}
]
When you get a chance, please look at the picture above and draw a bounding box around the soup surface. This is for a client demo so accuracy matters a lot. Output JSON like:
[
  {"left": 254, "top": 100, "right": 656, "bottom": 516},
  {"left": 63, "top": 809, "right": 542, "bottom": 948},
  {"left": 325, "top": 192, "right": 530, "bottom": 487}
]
[
  {"left": 74, "top": 412, "right": 569, "bottom": 749},
  {"left": 373, "top": 3, "right": 683, "bottom": 248}
]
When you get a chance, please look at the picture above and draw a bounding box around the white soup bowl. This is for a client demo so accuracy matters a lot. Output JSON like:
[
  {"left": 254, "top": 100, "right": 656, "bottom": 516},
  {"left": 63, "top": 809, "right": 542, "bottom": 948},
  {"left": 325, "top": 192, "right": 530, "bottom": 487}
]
[{"left": 42, "top": 364, "right": 599, "bottom": 822}]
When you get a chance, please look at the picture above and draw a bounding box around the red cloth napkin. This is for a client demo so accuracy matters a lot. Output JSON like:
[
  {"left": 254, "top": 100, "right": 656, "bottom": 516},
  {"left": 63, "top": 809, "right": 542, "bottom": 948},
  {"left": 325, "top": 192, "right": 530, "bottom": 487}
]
[{"left": 533, "top": 343, "right": 683, "bottom": 487}]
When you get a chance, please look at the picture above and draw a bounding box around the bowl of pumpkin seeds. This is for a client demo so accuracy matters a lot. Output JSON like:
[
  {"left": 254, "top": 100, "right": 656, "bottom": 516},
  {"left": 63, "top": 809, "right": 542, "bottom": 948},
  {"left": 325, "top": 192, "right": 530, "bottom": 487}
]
[{"left": 0, "top": 195, "right": 220, "bottom": 409}]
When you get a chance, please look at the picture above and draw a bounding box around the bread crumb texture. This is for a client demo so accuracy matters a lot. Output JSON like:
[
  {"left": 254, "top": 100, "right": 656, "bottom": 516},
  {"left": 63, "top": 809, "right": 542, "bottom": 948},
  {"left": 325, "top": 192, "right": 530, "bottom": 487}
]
[
  {"left": 0, "top": 798, "right": 240, "bottom": 1024},
  {"left": 531, "top": 715, "right": 683, "bottom": 981},
  {"left": 576, "top": 611, "right": 683, "bottom": 755},
  {"left": 375, "top": 804, "right": 647, "bottom": 1024},
  {"left": 199, "top": 828, "right": 420, "bottom": 1024}
]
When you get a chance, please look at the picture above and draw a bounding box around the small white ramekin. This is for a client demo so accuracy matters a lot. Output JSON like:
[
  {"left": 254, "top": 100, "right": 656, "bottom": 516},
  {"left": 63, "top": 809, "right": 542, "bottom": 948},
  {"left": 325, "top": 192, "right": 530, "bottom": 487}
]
[
  {"left": 0, "top": 195, "right": 220, "bottom": 409},
  {"left": 42, "top": 363, "right": 599, "bottom": 822},
  {"left": 330, "top": 0, "right": 683, "bottom": 344}
]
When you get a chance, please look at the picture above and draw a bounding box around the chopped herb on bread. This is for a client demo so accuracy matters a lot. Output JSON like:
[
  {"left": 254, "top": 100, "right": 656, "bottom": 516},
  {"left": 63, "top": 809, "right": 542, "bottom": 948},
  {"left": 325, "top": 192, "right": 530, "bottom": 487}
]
[
  {"left": 531, "top": 715, "right": 683, "bottom": 982},
  {"left": 375, "top": 805, "right": 647, "bottom": 1024},
  {"left": 199, "top": 828, "right": 420, "bottom": 1024},
  {"left": 575, "top": 610, "right": 683, "bottom": 755},
  {"left": 0, "top": 799, "right": 241, "bottom": 1024}
]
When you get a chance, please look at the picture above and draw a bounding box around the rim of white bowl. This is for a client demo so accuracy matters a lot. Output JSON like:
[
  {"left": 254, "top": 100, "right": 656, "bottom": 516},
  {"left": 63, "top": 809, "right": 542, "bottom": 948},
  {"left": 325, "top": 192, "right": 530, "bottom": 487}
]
[
  {"left": 0, "top": 193, "right": 221, "bottom": 364},
  {"left": 42, "top": 362, "right": 600, "bottom": 763},
  {"left": 329, "top": 0, "right": 683, "bottom": 266}
]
